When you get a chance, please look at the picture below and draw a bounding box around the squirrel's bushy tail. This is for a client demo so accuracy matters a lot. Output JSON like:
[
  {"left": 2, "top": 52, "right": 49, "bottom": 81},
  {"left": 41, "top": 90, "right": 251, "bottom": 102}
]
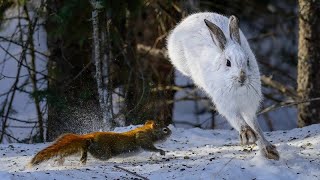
[{"left": 28, "top": 133, "right": 90, "bottom": 167}]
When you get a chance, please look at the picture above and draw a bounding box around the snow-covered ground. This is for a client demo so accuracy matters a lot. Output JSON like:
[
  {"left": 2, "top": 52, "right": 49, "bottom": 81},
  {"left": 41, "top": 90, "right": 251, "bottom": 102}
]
[{"left": 0, "top": 124, "right": 319, "bottom": 180}]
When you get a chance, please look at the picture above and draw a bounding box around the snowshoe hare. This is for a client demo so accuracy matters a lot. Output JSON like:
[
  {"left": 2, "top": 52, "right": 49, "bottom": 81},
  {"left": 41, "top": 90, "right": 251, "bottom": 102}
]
[{"left": 167, "top": 12, "right": 279, "bottom": 160}]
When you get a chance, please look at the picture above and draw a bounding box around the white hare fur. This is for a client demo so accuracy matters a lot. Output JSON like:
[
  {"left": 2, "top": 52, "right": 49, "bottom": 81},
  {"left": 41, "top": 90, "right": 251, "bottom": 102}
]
[{"left": 167, "top": 12, "right": 279, "bottom": 160}]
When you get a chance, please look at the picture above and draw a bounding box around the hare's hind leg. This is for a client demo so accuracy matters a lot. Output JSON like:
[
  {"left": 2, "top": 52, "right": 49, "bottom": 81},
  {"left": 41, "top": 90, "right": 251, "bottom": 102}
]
[
  {"left": 242, "top": 114, "right": 279, "bottom": 160},
  {"left": 225, "top": 113, "right": 257, "bottom": 145},
  {"left": 240, "top": 125, "right": 257, "bottom": 145}
]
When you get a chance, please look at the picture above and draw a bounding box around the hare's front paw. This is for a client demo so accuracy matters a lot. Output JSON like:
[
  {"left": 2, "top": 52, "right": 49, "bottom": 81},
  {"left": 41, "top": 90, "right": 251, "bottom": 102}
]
[
  {"left": 240, "top": 125, "right": 257, "bottom": 145},
  {"left": 261, "top": 144, "right": 279, "bottom": 160}
]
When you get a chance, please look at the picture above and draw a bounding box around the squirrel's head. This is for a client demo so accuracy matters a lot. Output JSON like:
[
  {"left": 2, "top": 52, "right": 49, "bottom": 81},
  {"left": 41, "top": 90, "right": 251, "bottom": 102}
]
[
  {"left": 145, "top": 120, "right": 171, "bottom": 141},
  {"left": 204, "top": 16, "right": 261, "bottom": 93}
]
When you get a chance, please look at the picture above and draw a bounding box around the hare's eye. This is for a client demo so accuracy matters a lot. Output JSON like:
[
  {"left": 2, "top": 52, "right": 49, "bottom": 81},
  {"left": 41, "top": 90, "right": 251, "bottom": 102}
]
[
  {"left": 247, "top": 59, "right": 250, "bottom": 67},
  {"left": 226, "top": 59, "right": 231, "bottom": 67}
]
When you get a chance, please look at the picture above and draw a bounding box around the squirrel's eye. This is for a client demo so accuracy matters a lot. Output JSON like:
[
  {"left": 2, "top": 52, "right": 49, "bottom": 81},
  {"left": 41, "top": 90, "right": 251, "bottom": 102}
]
[
  {"left": 163, "top": 128, "right": 168, "bottom": 133},
  {"left": 247, "top": 59, "right": 250, "bottom": 67},
  {"left": 226, "top": 59, "right": 231, "bottom": 67}
]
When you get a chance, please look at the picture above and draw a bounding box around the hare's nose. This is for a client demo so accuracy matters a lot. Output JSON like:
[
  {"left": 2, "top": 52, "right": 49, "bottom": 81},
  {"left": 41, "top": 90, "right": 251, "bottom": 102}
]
[{"left": 238, "top": 70, "right": 246, "bottom": 85}]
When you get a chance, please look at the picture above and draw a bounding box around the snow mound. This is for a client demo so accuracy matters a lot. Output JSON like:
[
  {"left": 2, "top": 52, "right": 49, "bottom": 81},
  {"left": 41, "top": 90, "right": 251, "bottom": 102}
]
[{"left": 1, "top": 124, "right": 320, "bottom": 180}]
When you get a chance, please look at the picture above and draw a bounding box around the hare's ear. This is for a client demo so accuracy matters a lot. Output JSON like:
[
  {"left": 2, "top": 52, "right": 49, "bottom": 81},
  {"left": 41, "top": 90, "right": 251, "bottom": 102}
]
[
  {"left": 204, "top": 19, "right": 226, "bottom": 51},
  {"left": 228, "top": 15, "right": 241, "bottom": 45}
]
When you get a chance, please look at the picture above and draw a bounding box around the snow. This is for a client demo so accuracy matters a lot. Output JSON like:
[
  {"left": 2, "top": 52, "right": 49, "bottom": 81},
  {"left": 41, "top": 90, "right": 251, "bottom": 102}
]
[{"left": 1, "top": 124, "right": 320, "bottom": 180}]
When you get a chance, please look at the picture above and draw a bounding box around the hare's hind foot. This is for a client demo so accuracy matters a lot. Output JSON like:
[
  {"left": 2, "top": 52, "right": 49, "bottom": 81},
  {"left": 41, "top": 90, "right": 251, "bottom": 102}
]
[
  {"left": 240, "top": 125, "right": 257, "bottom": 145},
  {"left": 261, "top": 144, "right": 279, "bottom": 160}
]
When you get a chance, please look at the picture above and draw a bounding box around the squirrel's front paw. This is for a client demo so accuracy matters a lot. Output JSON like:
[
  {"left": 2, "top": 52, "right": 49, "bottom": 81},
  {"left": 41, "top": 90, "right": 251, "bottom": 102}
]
[
  {"left": 159, "top": 150, "right": 165, "bottom": 156},
  {"left": 240, "top": 125, "right": 257, "bottom": 145},
  {"left": 261, "top": 144, "right": 279, "bottom": 160}
]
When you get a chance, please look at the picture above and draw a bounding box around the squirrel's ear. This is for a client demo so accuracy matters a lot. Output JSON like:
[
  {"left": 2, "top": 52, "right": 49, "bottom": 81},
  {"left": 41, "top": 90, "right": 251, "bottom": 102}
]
[
  {"left": 145, "top": 120, "right": 156, "bottom": 127},
  {"left": 204, "top": 19, "right": 226, "bottom": 51},
  {"left": 228, "top": 15, "right": 241, "bottom": 45}
]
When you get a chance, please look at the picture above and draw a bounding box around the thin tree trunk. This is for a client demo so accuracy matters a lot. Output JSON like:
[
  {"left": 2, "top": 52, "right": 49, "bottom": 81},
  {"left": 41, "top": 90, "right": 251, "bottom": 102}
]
[
  {"left": 297, "top": 0, "right": 320, "bottom": 127},
  {"left": 90, "top": 1, "right": 113, "bottom": 130},
  {"left": 46, "top": 0, "right": 101, "bottom": 141},
  {"left": 23, "top": 5, "right": 44, "bottom": 142}
]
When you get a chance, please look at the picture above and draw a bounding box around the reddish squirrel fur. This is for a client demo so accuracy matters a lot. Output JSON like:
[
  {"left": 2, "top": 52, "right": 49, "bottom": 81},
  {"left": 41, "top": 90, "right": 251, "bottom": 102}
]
[{"left": 28, "top": 120, "right": 171, "bottom": 167}]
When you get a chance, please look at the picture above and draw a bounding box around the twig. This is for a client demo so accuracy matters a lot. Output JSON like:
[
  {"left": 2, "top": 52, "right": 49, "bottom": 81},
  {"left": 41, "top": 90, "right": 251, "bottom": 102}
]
[
  {"left": 150, "top": 85, "right": 195, "bottom": 92},
  {"left": 0, "top": 115, "right": 38, "bottom": 123},
  {"left": 258, "top": 60, "right": 296, "bottom": 83},
  {"left": 263, "top": 93, "right": 282, "bottom": 103},
  {"left": 248, "top": 31, "right": 276, "bottom": 42},
  {"left": 258, "top": 97, "right": 320, "bottom": 115},
  {"left": 0, "top": 44, "right": 53, "bottom": 81},
  {"left": 155, "top": 1, "right": 181, "bottom": 22},
  {"left": 0, "top": 36, "right": 49, "bottom": 57},
  {"left": 213, "top": 157, "right": 235, "bottom": 177},
  {"left": 7, "top": 125, "right": 40, "bottom": 128},
  {"left": 261, "top": 75, "right": 298, "bottom": 100},
  {"left": 262, "top": 110, "right": 274, "bottom": 131},
  {"left": 167, "top": 96, "right": 209, "bottom": 105},
  {"left": 63, "top": 61, "right": 92, "bottom": 88},
  {"left": 114, "top": 165, "right": 149, "bottom": 180},
  {"left": 0, "top": 130, "right": 22, "bottom": 143},
  {"left": 137, "top": 44, "right": 169, "bottom": 59},
  {"left": 174, "top": 120, "right": 202, "bottom": 127}
]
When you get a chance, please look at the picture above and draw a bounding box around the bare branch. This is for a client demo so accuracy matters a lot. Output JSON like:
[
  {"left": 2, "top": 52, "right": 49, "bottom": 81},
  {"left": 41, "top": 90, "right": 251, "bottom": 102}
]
[
  {"left": 0, "top": 44, "right": 53, "bottom": 81},
  {"left": 0, "top": 6, "right": 40, "bottom": 142},
  {"left": 261, "top": 75, "right": 298, "bottom": 100},
  {"left": 150, "top": 85, "right": 195, "bottom": 92},
  {"left": 137, "top": 43, "right": 169, "bottom": 59},
  {"left": 0, "top": 51, "right": 24, "bottom": 142},
  {"left": 114, "top": 165, "right": 149, "bottom": 180},
  {"left": 258, "top": 60, "right": 296, "bottom": 83},
  {"left": 174, "top": 120, "right": 202, "bottom": 128},
  {"left": 0, "top": 130, "right": 22, "bottom": 143},
  {"left": 63, "top": 61, "right": 92, "bottom": 88},
  {"left": 0, "top": 115, "right": 38, "bottom": 123},
  {"left": 258, "top": 97, "right": 320, "bottom": 115},
  {"left": 0, "top": 36, "right": 49, "bottom": 58}
]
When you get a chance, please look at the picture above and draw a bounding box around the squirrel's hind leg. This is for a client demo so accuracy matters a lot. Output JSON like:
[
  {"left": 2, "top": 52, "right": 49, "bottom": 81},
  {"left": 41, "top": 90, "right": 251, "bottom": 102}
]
[
  {"left": 87, "top": 141, "right": 112, "bottom": 161},
  {"left": 55, "top": 156, "right": 65, "bottom": 166},
  {"left": 80, "top": 149, "right": 88, "bottom": 165},
  {"left": 80, "top": 139, "right": 93, "bottom": 165}
]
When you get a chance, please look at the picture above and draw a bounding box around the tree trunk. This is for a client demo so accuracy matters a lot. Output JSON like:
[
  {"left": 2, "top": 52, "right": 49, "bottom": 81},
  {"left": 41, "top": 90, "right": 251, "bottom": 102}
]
[
  {"left": 297, "top": 0, "right": 320, "bottom": 127},
  {"left": 45, "top": 0, "right": 102, "bottom": 141},
  {"left": 124, "top": 4, "right": 175, "bottom": 126},
  {"left": 90, "top": 1, "right": 113, "bottom": 130}
]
